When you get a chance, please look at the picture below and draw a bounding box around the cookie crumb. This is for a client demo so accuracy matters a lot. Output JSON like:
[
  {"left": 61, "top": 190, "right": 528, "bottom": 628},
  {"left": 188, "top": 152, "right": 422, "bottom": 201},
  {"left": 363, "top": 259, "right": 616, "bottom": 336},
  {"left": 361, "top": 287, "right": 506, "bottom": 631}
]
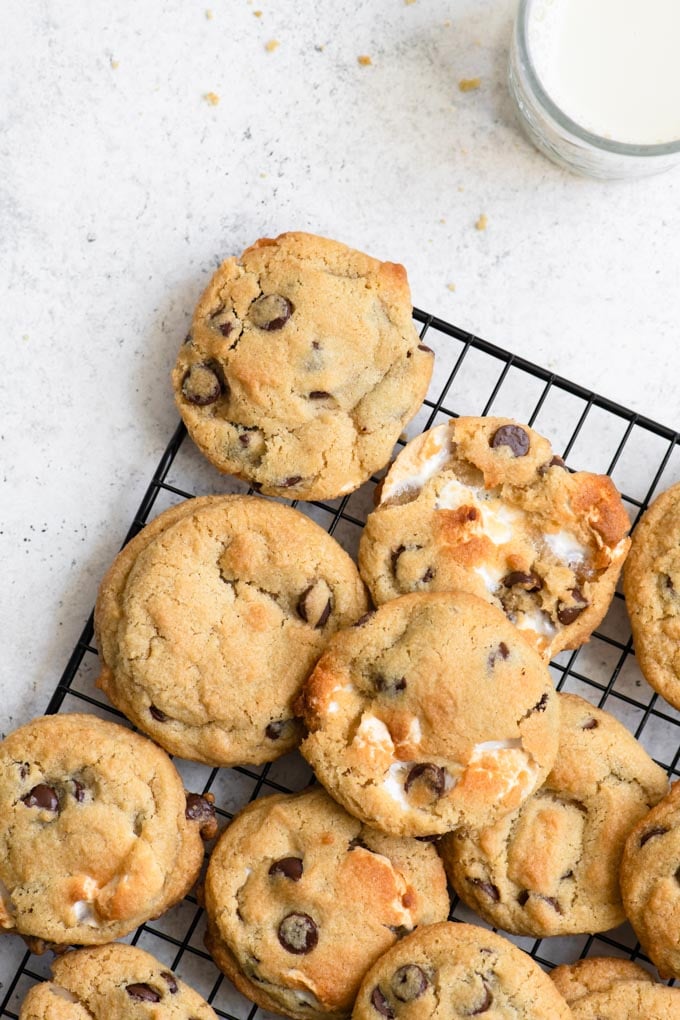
[
  {"left": 204, "top": 91, "right": 220, "bottom": 105},
  {"left": 358, "top": 54, "right": 373, "bottom": 66},
  {"left": 265, "top": 39, "right": 280, "bottom": 52},
  {"left": 447, "top": 282, "right": 456, "bottom": 292},
  {"left": 459, "top": 77, "right": 481, "bottom": 92},
  {"left": 475, "top": 213, "right": 488, "bottom": 231},
  {"left": 405, "top": 0, "right": 417, "bottom": 5},
  {"left": 254, "top": 9, "right": 262, "bottom": 16},
  {"left": 205, "top": 8, "right": 213, "bottom": 18},
  {"left": 110, "top": 57, "right": 119, "bottom": 70}
]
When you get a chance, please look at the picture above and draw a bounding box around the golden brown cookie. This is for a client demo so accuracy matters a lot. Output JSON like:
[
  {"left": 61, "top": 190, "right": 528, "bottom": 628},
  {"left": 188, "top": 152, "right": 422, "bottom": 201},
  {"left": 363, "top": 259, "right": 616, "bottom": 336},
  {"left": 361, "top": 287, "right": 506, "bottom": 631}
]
[
  {"left": 203, "top": 788, "right": 449, "bottom": 1019},
  {"left": 19, "top": 943, "right": 217, "bottom": 1018},
  {"left": 440, "top": 693, "right": 668, "bottom": 936},
  {"left": 297, "top": 591, "right": 560, "bottom": 837},
  {"left": 95, "top": 494, "right": 368, "bottom": 766},
  {"left": 359, "top": 417, "right": 630, "bottom": 660},
  {"left": 352, "top": 922, "right": 573, "bottom": 1019},
  {"left": 550, "top": 956, "right": 680, "bottom": 1019},
  {"left": 172, "top": 232, "right": 434, "bottom": 500},
  {"left": 0, "top": 714, "right": 214, "bottom": 950},
  {"left": 624, "top": 481, "right": 680, "bottom": 709}
]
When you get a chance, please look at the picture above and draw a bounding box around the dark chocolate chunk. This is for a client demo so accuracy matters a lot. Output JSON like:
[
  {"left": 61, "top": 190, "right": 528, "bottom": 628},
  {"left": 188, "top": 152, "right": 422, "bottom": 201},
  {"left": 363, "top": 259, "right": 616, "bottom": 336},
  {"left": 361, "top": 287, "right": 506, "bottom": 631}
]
[
  {"left": 370, "top": 987, "right": 395, "bottom": 1018},
  {"left": 269, "top": 857, "right": 303, "bottom": 881},
  {"left": 557, "top": 588, "right": 588, "bottom": 625},
  {"left": 19, "top": 763, "right": 29, "bottom": 779},
  {"left": 72, "top": 780, "right": 86, "bottom": 802},
  {"left": 353, "top": 612, "right": 375, "bottom": 628},
  {"left": 21, "top": 784, "right": 58, "bottom": 812},
  {"left": 405, "top": 763, "right": 446, "bottom": 797},
  {"left": 467, "top": 877, "right": 500, "bottom": 902},
  {"left": 185, "top": 792, "right": 217, "bottom": 840},
  {"left": 219, "top": 321, "right": 234, "bottom": 337},
  {"left": 417, "top": 344, "right": 434, "bottom": 353},
  {"left": 421, "top": 566, "right": 435, "bottom": 583},
  {"left": 502, "top": 571, "right": 543, "bottom": 592},
  {"left": 282, "top": 475, "right": 302, "bottom": 488},
  {"left": 640, "top": 826, "right": 669, "bottom": 847},
  {"left": 181, "top": 363, "right": 223, "bottom": 406},
  {"left": 390, "top": 545, "right": 406, "bottom": 575},
  {"left": 265, "top": 718, "right": 296, "bottom": 741},
  {"left": 517, "top": 890, "right": 530, "bottom": 906},
  {"left": 278, "top": 912, "right": 318, "bottom": 954},
  {"left": 375, "top": 673, "right": 407, "bottom": 696},
  {"left": 297, "top": 583, "right": 332, "bottom": 628},
  {"left": 388, "top": 925, "right": 413, "bottom": 940},
  {"left": 467, "top": 984, "right": 493, "bottom": 1015},
  {"left": 249, "top": 294, "right": 293, "bottom": 330},
  {"left": 490, "top": 425, "right": 530, "bottom": 457},
  {"left": 126, "top": 983, "right": 162, "bottom": 1002},
  {"left": 309, "top": 390, "right": 331, "bottom": 399},
  {"left": 391, "top": 964, "right": 429, "bottom": 1002},
  {"left": 488, "top": 642, "right": 510, "bottom": 669},
  {"left": 161, "top": 971, "right": 178, "bottom": 994},
  {"left": 149, "top": 704, "right": 168, "bottom": 722},
  {"left": 538, "top": 455, "right": 567, "bottom": 476},
  {"left": 531, "top": 692, "right": 549, "bottom": 713}
]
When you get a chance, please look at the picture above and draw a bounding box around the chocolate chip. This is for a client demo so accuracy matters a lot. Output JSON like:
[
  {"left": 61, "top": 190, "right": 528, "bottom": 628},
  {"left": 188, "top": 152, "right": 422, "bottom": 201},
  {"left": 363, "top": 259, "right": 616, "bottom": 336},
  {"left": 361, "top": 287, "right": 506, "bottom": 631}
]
[
  {"left": 467, "top": 984, "right": 493, "bottom": 1015},
  {"left": 353, "top": 612, "right": 375, "bottom": 627},
  {"left": 490, "top": 425, "right": 530, "bottom": 457},
  {"left": 557, "top": 588, "right": 588, "bottom": 625},
  {"left": 375, "top": 673, "right": 407, "bottom": 696},
  {"left": 538, "top": 455, "right": 567, "bottom": 476},
  {"left": 581, "top": 717, "right": 599, "bottom": 730},
  {"left": 675, "top": 866, "right": 680, "bottom": 885},
  {"left": 149, "top": 704, "right": 168, "bottom": 722},
  {"left": 370, "top": 987, "right": 395, "bottom": 1018},
  {"left": 183, "top": 332, "right": 193, "bottom": 345},
  {"left": 542, "top": 895, "right": 562, "bottom": 913},
  {"left": 640, "top": 826, "right": 669, "bottom": 847},
  {"left": 390, "top": 545, "right": 406, "bottom": 575},
  {"left": 278, "top": 912, "right": 318, "bottom": 954},
  {"left": 161, "top": 971, "right": 178, "bottom": 994},
  {"left": 72, "top": 780, "right": 86, "bottom": 802},
  {"left": 249, "top": 294, "right": 293, "bottom": 330},
  {"left": 309, "top": 390, "right": 331, "bottom": 399},
  {"left": 389, "top": 925, "right": 413, "bottom": 940},
  {"left": 269, "top": 857, "right": 303, "bottom": 881},
  {"left": 421, "top": 566, "right": 435, "bottom": 583},
  {"left": 239, "top": 433, "right": 251, "bottom": 446},
  {"left": 181, "top": 363, "right": 223, "bottom": 406},
  {"left": 467, "top": 878, "right": 500, "bottom": 902},
  {"left": 219, "top": 321, "right": 234, "bottom": 337},
  {"left": 18, "top": 763, "right": 29, "bottom": 779},
  {"left": 21, "top": 784, "right": 58, "bottom": 812},
  {"left": 502, "top": 571, "right": 543, "bottom": 592},
  {"left": 405, "top": 763, "right": 446, "bottom": 797},
  {"left": 417, "top": 344, "right": 434, "bottom": 353},
  {"left": 391, "top": 965, "right": 429, "bottom": 1002},
  {"left": 517, "top": 890, "right": 530, "bottom": 906},
  {"left": 530, "top": 692, "right": 549, "bottom": 713},
  {"left": 185, "top": 793, "right": 218, "bottom": 840},
  {"left": 126, "top": 983, "right": 162, "bottom": 1002},
  {"left": 297, "top": 582, "right": 333, "bottom": 628},
  {"left": 265, "top": 718, "right": 296, "bottom": 740},
  {"left": 488, "top": 642, "right": 510, "bottom": 669},
  {"left": 282, "top": 475, "right": 302, "bottom": 488}
]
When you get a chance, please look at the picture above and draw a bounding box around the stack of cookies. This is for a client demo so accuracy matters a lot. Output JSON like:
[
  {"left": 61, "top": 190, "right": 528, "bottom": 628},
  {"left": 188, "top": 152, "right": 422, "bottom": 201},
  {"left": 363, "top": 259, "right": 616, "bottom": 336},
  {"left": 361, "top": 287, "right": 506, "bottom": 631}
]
[{"left": 3, "top": 232, "right": 680, "bottom": 1018}]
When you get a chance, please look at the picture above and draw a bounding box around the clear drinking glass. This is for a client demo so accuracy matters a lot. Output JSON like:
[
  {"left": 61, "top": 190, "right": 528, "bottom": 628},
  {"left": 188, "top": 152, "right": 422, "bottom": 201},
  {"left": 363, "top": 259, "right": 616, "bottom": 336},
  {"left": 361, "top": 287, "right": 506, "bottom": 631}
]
[{"left": 508, "top": 0, "right": 680, "bottom": 179}]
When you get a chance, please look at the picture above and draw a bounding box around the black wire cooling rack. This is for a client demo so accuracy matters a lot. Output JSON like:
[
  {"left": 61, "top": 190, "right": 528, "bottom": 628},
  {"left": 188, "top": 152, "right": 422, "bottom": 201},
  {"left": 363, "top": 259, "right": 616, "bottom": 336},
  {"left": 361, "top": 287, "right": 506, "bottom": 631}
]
[{"left": 3, "top": 308, "right": 680, "bottom": 1016}]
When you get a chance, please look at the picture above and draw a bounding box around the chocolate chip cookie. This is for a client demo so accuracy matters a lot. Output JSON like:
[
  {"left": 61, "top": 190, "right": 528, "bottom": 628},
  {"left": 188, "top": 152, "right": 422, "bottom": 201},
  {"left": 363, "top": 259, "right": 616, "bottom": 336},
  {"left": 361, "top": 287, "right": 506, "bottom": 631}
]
[
  {"left": 19, "top": 943, "right": 217, "bottom": 1018},
  {"left": 95, "top": 494, "right": 368, "bottom": 766},
  {"left": 441, "top": 692, "right": 668, "bottom": 936},
  {"left": 550, "top": 956, "right": 680, "bottom": 1019},
  {"left": 359, "top": 417, "right": 631, "bottom": 660},
  {"left": 204, "top": 788, "right": 449, "bottom": 1019},
  {"left": 352, "top": 921, "right": 573, "bottom": 1019},
  {"left": 296, "top": 591, "right": 560, "bottom": 837},
  {"left": 172, "top": 232, "right": 434, "bottom": 500},
  {"left": 0, "top": 713, "right": 215, "bottom": 950},
  {"left": 623, "top": 481, "right": 680, "bottom": 710},
  {"left": 620, "top": 780, "right": 680, "bottom": 979}
]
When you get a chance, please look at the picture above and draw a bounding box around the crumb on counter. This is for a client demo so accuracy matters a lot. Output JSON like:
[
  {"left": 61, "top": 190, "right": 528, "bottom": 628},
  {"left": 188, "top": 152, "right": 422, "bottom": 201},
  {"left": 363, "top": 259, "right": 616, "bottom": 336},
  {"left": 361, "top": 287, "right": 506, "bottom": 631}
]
[
  {"left": 358, "top": 54, "right": 373, "bottom": 66},
  {"left": 254, "top": 10, "right": 262, "bottom": 16},
  {"left": 447, "top": 282, "right": 456, "bottom": 292},
  {"left": 110, "top": 57, "right": 119, "bottom": 69},
  {"left": 265, "top": 39, "right": 280, "bottom": 52},
  {"left": 475, "top": 213, "right": 488, "bottom": 231},
  {"left": 204, "top": 91, "right": 220, "bottom": 105},
  {"left": 405, "top": 0, "right": 417, "bottom": 5},
  {"left": 459, "top": 77, "right": 481, "bottom": 92},
  {"left": 205, "top": 8, "right": 213, "bottom": 19}
]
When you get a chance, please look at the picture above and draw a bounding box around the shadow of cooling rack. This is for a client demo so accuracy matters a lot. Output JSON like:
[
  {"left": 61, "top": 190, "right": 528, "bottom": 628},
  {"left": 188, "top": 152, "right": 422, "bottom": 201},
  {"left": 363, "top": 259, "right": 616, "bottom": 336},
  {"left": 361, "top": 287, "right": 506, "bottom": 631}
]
[{"left": 2, "top": 307, "right": 680, "bottom": 1016}]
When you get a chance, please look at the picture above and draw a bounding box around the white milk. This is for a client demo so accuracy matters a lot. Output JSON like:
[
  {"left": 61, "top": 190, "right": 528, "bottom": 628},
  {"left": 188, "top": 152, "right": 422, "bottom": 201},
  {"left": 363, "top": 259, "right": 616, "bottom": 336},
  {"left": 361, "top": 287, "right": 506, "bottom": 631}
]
[{"left": 527, "top": 0, "right": 680, "bottom": 145}]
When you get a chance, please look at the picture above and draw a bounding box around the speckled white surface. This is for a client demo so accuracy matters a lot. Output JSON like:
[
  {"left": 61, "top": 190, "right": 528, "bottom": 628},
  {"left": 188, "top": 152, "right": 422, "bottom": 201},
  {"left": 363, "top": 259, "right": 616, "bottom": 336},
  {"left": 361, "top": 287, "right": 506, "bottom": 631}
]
[{"left": 2, "top": 0, "right": 680, "bottom": 742}]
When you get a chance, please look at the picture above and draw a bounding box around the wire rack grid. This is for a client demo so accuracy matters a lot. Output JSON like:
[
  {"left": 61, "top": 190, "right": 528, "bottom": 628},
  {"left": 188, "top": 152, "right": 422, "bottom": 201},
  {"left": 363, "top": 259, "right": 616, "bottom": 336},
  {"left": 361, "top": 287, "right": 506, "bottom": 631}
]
[{"left": 3, "top": 307, "right": 680, "bottom": 1016}]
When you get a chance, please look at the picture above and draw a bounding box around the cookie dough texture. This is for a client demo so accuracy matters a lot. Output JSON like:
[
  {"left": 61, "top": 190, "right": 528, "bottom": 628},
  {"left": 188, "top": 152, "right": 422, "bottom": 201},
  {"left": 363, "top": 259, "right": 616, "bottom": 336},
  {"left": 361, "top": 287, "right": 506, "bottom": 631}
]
[
  {"left": 352, "top": 922, "right": 573, "bottom": 1020},
  {"left": 359, "top": 417, "right": 631, "bottom": 660},
  {"left": 550, "top": 956, "right": 680, "bottom": 1019},
  {"left": 204, "top": 788, "right": 449, "bottom": 1019},
  {"left": 19, "top": 943, "right": 217, "bottom": 1019},
  {"left": 0, "top": 714, "right": 208, "bottom": 948},
  {"left": 621, "top": 780, "right": 680, "bottom": 979},
  {"left": 297, "top": 591, "right": 560, "bottom": 836},
  {"left": 624, "top": 481, "right": 680, "bottom": 709},
  {"left": 440, "top": 693, "right": 668, "bottom": 936},
  {"left": 95, "top": 494, "right": 368, "bottom": 766},
  {"left": 172, "top": 232, "right": 434, "bottom": 500}
]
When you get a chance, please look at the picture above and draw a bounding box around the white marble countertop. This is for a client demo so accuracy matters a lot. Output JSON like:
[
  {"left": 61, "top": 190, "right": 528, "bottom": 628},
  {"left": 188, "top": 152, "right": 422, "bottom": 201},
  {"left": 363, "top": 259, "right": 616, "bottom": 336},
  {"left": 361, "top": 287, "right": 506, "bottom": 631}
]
[{"left": 3, "top": 0, "right": 680, "bottom": 736}]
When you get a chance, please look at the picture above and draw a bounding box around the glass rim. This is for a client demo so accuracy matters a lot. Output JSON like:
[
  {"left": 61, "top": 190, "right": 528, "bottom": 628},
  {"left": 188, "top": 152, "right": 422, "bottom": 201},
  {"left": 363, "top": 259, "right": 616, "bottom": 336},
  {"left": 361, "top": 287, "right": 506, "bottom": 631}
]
[{"left": 516, "top": 0, "right": 680, "bottom": 158}]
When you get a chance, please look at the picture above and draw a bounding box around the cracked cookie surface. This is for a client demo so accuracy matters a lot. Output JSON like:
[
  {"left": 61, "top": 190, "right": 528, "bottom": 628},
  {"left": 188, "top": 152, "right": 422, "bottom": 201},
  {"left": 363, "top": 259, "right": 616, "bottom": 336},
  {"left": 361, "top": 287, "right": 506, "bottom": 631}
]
[
  {"left": 19, "top": 943, "right": 217, "bottom": 1018},
  {"left": 95, "top": 494, "right": 368, "bottom": 766},
  {"left": 623, "top": 481, "right": 680, "bottom": 710},
  {"left": 440, "top": 693, "right": 668, "bottom": 936},
  {"left": 352, "top": 921, "right": 573, "bottom": 1019},
  {"left": 359, "top": 417, "right": 630, "bottom": 660},
  {"left": 621, "top": 780, "right": 680, "bottom": 979},
  {"left": 172, "top": 232, "right": 434, "bottom": 500},
  {"left": 296, "top": 592, "right": 559, "bottom": 837},
  {"left": 550, "top": 956, "right": 680, "bottom": 1019},
  {"left": 0, "top": 714, "right": 211, "bottom": 948},
  {"left": 204, "top": 788, "right": 449, "bottom": 1020}
]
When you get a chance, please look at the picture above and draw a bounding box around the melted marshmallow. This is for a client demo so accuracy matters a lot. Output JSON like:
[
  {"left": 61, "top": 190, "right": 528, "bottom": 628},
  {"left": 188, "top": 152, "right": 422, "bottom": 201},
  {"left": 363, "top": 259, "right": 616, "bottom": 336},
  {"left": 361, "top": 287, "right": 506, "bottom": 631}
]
[
  {"left": 353, "top": 716, "right": 395, "bottom": 754},
  {"left": 381, "top": 424, "right": 451, "bottom": 501},
  {"left": 48, "top": 986, "right": 80, "bottom": 1003},
  {"left": 72, "top": 900, "right": 101, "bottom": 927},
  {"left": 516, "top": 611, "right": 557, "bottom": 639},
  {"left": 435, "top": 477, "right": 521, "bottom": 546},
  {"left": 543, "top": 529, "right": 588, "bottom": 564}
]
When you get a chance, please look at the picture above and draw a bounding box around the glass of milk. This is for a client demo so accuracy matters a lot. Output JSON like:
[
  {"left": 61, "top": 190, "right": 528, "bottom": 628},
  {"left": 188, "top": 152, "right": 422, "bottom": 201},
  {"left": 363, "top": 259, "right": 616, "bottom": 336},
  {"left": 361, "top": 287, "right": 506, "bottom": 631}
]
[{"left": 509, "top": 0, "right": 680, "bottom": 178}]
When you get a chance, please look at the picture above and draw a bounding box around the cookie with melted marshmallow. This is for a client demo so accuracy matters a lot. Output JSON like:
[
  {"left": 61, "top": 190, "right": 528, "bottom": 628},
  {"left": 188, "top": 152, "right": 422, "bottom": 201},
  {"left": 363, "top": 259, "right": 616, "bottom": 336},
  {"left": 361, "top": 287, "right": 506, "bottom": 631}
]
[
  {"left": 203, "top": 788, "right": 449, "bottom": 1020},
  {"left": 359, "top": 417, "right": 630, "bottom": 660},
  {"left": 550, "top": 956, "right": 680, "bottom": 1019},
  {"left": 296, "top": 591, "right": 560, "bottom": 837}
]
